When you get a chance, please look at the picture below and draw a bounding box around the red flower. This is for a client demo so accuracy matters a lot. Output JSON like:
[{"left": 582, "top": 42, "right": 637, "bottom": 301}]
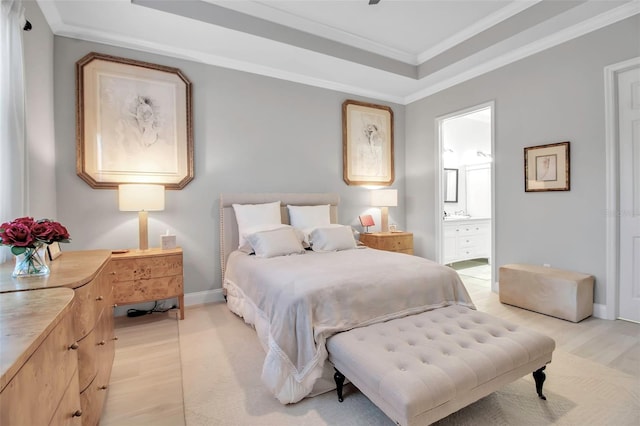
[
  {"left": 0, "top": 221, "right": 35, "bottom": 247},
  {"left": 50, "top": 221, "right": 70, "bottom": 242},
  {"left": 31, "top": 221, "right": 57, "bottom": 242}
]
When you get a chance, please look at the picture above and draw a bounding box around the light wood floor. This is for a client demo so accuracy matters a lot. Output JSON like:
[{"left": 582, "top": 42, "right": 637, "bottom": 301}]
[{"left": 101, "top": 272, "right": 640, "bottom": 424}]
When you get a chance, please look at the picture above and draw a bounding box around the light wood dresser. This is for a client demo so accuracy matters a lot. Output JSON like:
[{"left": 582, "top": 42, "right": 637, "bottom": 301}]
[
  {"left": 109, "top": 247, "right": 184, "bottom": 320},
  {"left": 0, "top": 250, "right": 115, "bottom": 426},
  {"left": 359, "top": 232, "right": 414, "bottom": 255},
  {"left": 0, "top": 288, "right": 81, "bottom": 425}
]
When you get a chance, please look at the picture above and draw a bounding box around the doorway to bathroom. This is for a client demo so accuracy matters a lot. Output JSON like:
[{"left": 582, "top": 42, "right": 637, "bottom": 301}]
[{"left": 436, "top": 102, "right": 495, "bottom": 291}]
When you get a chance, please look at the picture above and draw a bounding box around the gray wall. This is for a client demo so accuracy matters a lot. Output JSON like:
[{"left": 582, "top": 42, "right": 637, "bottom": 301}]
[
  {"left": 405, "top": 15, "right": 640, "bottom": 305},
  {"left": 48, "top": 37, "right": 405, "bottom": 295},
  {"left": 23, "top": 0, "right": 56, "bottom": 219}
]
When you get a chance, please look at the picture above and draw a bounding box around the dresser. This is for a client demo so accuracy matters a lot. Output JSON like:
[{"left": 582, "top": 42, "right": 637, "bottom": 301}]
[
  {"left": 443, "top": 218, "right": 490, "bottom": 264},
  {"left": 0, "top": 288, "right": 81, "bottom": 426},
  {"left": 358, "top": 232, "right": 413, "bottom": 255},
  {"left": 0, "top": 250, "right": 115, "bottom": 426},
  {"left": 109, "top": 248, "right": 184, "bottom": 320}
]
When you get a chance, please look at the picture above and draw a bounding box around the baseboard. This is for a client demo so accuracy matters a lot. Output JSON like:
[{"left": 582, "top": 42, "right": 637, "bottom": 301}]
[
  {"left": 592, "top": 303, "right": 607, "bottom": 319},
  {"left": 184, "top": 289, "right": 225, "bottom": 306}
]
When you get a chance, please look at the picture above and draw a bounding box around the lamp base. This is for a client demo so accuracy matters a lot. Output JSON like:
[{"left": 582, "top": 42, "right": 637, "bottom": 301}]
[
  {"left": 139, "top": 211, "right": 149, "bottom": 250},
  {"left": 380, "top": 206, "right": 389, "bottom": 233}
]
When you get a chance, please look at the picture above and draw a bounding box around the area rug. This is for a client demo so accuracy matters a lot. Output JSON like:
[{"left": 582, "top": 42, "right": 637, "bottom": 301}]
[{"left": 179, "top": 303, "right": 640, "bottom": 426}]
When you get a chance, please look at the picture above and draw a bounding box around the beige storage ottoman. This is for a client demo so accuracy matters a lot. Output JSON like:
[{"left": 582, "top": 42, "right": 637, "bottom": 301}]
[{"left": 499, "top": 264, "right": 594, "bottom": 322}]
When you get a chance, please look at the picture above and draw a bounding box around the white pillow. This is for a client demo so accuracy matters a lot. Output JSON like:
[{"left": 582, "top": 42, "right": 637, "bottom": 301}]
[
  {"left": 300, "top": 223, "right": 344, "bottom": 248},
  {"left": 233, "top": 201, "right": 282, "bottom": 249},
  {"left": 238, "top": 223, "right": 290, "bottom": 253},
  {"left": 309, "top": 225, "right": 357, "bottom": 252},
  {"left": 287, "top": 204, "right": 330, "bottom": 229},
  {"left": 246, "top": 227, "right": 306, "bottom": 258}
]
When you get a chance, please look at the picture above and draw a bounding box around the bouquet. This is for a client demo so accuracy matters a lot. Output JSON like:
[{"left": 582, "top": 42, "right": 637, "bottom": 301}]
[{"left": 0, "top": 217, "right": 71, "bottom": 255}]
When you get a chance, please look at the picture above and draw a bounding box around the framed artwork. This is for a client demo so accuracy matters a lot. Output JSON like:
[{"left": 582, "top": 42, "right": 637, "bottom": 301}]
[
  {"left": 524, "top": 141, "right": 570, "bottom": 192},
  {"left": 76, "top": 52, "right": 194, "bottom": 189},
  {"left": 342, "top": 100, "right": 394, "bottom": 186},
  {"left": 47, "top": 242, "right": 62, "bottom": 261}
]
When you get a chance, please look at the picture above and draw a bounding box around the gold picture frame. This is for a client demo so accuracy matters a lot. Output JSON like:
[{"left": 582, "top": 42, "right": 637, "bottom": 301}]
[
  {"left": 342, "top": 99, "right": 394, "bottom": 186},
  {"left": 76, "top": 52, "right": 194, "bottom": 189},
  {"left": 524, "top": 141, "right": 570, "bottom": 192}
]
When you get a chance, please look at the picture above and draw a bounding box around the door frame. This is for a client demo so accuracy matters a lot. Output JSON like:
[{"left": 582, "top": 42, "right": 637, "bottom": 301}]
[
  {"left": 604, "top": 56, "right": 640, "bottom": 320},
  {"left": 435, "top": 101, "right": 496, "bottom": 290}
]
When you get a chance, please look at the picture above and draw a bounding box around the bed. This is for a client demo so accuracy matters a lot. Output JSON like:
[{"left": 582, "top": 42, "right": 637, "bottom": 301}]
[{"left": 220, "top": 193, "right": 475, "bottom": 404}]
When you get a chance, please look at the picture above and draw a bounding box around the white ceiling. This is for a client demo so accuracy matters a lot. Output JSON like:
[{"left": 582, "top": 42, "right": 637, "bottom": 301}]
[{"left": 37, "top": 0, "right": 639, "bottom": 104}]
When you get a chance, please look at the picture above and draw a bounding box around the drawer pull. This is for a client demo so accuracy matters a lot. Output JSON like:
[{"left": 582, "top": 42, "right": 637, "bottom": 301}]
[
  {"left": 110, "top": 271, "right": 116, "bottom": 275},
  {"left": 72, "top": 410, "right": 83, "bottom": 418},
  {"left": 113, "top": 336, "right": 119, "bottom": 341},
  {"left": 98, "top": 385, "right": 108, "bottom": 390},
  {"left": 68, "top": 342, "right": 79, "bottom": 350},
  {"left": 98, "top": 340, "right": 106, "bottom": 346},
  {"left": 96, "top": 295, "right": 104, "bottom": 301}
]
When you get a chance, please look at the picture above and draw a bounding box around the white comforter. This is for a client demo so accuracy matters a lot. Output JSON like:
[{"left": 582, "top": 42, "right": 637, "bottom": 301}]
[{"left": 223, "top": 247, "right": 475, "bottom": 404}]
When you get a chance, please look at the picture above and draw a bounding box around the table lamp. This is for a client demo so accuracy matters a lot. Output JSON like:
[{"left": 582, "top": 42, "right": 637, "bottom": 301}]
[
  {"left": 371, "top": 189, "right": 397, "bottom": 233},
  {"left": 118, "top": 184, "right": 165, "bottom": 250}
]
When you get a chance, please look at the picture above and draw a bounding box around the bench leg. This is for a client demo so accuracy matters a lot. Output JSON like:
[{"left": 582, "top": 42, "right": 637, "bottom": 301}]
[
  {"left": 334, "top": 369, "right": 345, "bottom": 402},
  {"left": 533, "top": 366, "right": 547, "bottom": 400}
]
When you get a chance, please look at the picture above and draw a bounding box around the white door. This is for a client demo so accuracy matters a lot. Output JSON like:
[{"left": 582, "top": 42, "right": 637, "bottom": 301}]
[{"left": 619, "top": 65, "right": 640, "bottom": 322}]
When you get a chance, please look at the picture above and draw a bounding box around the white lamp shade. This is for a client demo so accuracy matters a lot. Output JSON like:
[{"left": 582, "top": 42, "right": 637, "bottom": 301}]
[
  {"left": 371, "top": 189, "right": 398, "bottom": 207},
  {"left": 118, "top": 184, "right": 165, "bottom": 211}
]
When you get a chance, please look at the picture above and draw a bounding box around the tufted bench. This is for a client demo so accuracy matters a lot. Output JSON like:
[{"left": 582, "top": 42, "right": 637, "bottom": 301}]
[{"left": 326, "top": 305, "right": 555, "bottom": 426}]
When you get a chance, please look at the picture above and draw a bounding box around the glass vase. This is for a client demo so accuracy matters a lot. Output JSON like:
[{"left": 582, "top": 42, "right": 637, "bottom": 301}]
[{"left": 12, "top": 246, "right": 50, "bottom": 278}]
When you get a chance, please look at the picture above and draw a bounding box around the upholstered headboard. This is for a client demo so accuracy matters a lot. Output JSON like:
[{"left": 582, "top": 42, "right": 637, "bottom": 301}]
[{"left": 219, "top": 193, "right": 340, "bottom": 279}]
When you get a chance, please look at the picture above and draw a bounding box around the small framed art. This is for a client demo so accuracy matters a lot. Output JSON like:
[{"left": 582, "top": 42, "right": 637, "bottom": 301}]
[
  {"left": 524, "top": 141, "right": 570, "bottom": 192},
  {"left": 47, "top": 242, "right": 62, "bottom": 261}
]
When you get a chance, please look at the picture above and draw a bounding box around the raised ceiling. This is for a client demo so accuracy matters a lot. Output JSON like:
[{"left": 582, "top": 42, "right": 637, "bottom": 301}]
[{"left": 38, "top": 0, "right": 639, "bottom": 104}]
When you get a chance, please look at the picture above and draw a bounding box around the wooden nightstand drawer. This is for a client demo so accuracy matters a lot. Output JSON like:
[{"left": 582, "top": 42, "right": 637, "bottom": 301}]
[
  {"left": 110, "top": 254, "right": 182, "bottom": 283},
  {"left": 112, "top": 275, "right": 183, "bottom": 305},
  {"left": 359, "top": 232, "right": 413, "bottom": 255}
]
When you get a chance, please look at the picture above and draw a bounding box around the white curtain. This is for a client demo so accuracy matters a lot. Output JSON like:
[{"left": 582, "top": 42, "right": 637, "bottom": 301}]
[{"left": 0, "top": 0, "right": 27, "bottom": 263}]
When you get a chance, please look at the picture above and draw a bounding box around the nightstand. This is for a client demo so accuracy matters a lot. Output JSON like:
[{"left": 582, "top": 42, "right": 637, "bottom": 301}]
[
  {"left": 359, "top": 232, "right": 413, "bottom": 255},
  {"left": 109, "top": 247, "right": 184, "bottom": 319}
]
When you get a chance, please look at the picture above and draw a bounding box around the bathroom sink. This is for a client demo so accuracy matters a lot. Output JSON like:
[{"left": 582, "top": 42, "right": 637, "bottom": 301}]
[{"left": 444, "top": 215, "right": 471, "bottom": 220}]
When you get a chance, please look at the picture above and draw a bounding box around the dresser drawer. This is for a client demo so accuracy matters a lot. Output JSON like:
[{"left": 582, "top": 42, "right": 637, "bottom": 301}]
[
  {"left": 458, "top": 234, "right": 486, "bottom": 249},
  {"left": 112, "top": 275, "right": 184, "bottom": 305},
  {"left": 73, "top": 278, "right": 108, "bottom": 340},
  {"left": 80, "top": 377, "right": 103, "bottom": 426},
  {"left": 50, "top": 369, "right": 82, "bottom": 426},
  {"left": 380, "top": 234, "right": 412, "bottom": 251},
  {"left": 449, "top": 223, "right": 489, "bottom": 236},
  {"left": 110, "top": 254, "right": 182, "bottom": 283},
  {"left": 77, "top": 328, "right": 98, "bottom": 392},
  {"left": 0, "top": 312, "right": 77, "bottom": 426}
]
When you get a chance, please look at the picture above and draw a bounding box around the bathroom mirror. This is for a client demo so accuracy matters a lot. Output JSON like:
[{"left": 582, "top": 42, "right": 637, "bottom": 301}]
[{"left": 443, "top": 168, "right": 458, "bottom": 203}]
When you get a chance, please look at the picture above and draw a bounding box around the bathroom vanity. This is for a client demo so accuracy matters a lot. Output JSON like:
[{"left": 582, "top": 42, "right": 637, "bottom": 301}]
[{"left": 443, "top": 217, "right": 491, "bottom": 264}]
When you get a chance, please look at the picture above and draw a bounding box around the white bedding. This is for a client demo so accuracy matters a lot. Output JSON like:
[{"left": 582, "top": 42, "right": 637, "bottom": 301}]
[{"left": 224, "top": 247, "right": 475, "bottom": 404}]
